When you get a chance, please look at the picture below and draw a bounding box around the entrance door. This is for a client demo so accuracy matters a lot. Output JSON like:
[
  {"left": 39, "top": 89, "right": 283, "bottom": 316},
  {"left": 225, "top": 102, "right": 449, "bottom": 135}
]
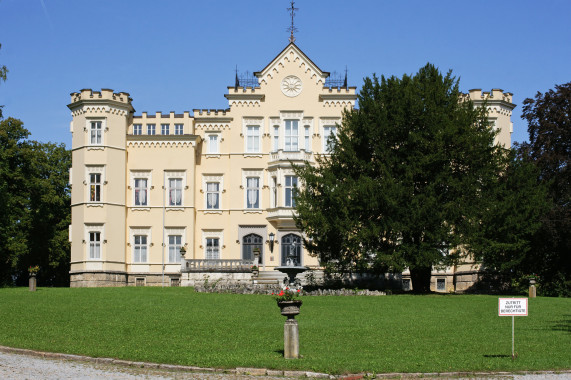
[{"left": 242, "top": 233, "right": 263, "bottom": 264}]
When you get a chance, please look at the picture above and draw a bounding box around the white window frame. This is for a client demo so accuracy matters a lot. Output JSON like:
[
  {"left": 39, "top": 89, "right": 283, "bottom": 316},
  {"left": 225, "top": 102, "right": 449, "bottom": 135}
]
[
  {"left": 242, "top": 170, "right": 263, "bottom": 210},
  {"left": 161, "top": 123, "right": 170, "bottom": 135},
  {"left": 131, "top": 227, "right": 151, "bottom": 263},
  {"left": 85, "top": 224, "right": 104, "bottom": 260},
  {"left": 206, "top": 133, "right": 220, "bottom": 154},
  {"left": 320, "top": 118, "right": 340, "bottom": 154},
  {"left": 86, "top": 166, "right": 105, "bottom": 204},
  {"left": 174, "top": 123, "right": 184, "bottom": 135},
  {"left": 147, "top": 124, "right": 156, "bottom": 135},
  {"left": 284, "top": 175, "right": 298, "bottom": 208},
  {"left": 164, "top": 171, "right": 186, "bottom": 208},
  {"left": 242, "top": 118, "right": 263, "bottom": 155},
  {"left": 271, "top": 176, "right": 278, "bottom": 208},
  {"left": 202, "top": 230, "right": 223, "bottom": 260},
  {"left": 272, "top": 125, "right": 280, "bottom": 152},
  {"left": 202, "top": 175, "right": 223, "bottom": 211},
  {"left": 284, "top": 120, "right": 299, "bottom": 152},
  {"left": 165, "top": 227, "right": 185, "bottom": 263},
  {"left": 322, "top": 125, "right": 337, "bottom": 153},
  {"left": 87, "top": 119, "right": 104, "bottom": 146},
  {"left": 133, "top": 124, "right": 142, "bottom": 135},
  {"left": 130, "top": 171, "right": 152, "bottom": 208},
  {"left": 304, "top": 125, "right": 311, "bottom": 151}
]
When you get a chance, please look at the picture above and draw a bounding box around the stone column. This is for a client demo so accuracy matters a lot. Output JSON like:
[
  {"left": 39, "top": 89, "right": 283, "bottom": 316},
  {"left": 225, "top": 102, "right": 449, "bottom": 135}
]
[
  {"left": 529, "top": 279, "right": 536, "bottom": 298},
  {"left": 284, "top": 318, "right": 299, "bottom": 359},
  {"left": 29, "top": 275, "right": 36, "bottom": 292}
]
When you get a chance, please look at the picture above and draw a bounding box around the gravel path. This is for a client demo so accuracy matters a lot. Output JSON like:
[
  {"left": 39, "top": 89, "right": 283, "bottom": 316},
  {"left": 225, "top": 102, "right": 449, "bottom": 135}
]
[{"left": 0, "top": 349, "right": 569, "bottom": 379}]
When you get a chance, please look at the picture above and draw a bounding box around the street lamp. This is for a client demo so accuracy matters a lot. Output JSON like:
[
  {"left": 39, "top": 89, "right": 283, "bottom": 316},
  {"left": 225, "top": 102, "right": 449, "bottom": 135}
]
[{"left": 269, "top": 232, "right": 275, "bottom": 253}]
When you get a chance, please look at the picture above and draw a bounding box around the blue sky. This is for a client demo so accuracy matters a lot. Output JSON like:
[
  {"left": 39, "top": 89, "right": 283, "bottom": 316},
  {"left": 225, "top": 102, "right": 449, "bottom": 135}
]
[{"left": 0, "top": 0, "right": 569, "bottom": 147}]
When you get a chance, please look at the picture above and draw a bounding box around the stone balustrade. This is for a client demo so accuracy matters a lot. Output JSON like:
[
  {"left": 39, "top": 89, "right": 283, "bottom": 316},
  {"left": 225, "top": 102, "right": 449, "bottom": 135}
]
[{"left": 183, "top": 259, "right": 254, "bottom": 273}]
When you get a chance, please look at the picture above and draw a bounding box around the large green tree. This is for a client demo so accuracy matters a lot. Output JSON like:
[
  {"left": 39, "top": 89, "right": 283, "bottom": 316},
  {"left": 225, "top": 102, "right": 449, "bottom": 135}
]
[
  {"left": 0, "top": 118, "right": 71, "bottom": 286},
  {"left": 520, "top": 82, "right": 571, "bottom": 296},
  {"left": 294, "top": 63, "right": 507, "bottom": 292}
]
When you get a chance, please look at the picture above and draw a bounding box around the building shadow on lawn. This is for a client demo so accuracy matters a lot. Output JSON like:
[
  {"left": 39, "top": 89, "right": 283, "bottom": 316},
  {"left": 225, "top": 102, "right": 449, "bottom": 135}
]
[
  {"left": 483, "top": 354, "right": 511, "bottom": 358},
  {"left": 551, "top": 314, "right": 570, "bottom": 334}
]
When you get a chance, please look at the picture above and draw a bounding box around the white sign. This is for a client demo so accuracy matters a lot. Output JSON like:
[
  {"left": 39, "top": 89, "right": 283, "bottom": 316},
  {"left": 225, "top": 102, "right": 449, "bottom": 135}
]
[{"left": 499, "top": 298, "right": 528, "bottom": 316}]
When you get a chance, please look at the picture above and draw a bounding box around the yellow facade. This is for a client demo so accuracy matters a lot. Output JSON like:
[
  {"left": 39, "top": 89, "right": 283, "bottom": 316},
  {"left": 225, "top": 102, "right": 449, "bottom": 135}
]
[{"left": 68, "top": 43, "right": 515, "bottom": 290}]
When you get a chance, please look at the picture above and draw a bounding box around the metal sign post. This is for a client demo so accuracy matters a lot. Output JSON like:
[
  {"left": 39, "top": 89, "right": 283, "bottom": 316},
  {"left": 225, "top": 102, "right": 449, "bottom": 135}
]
[{"left": 499, "top": 298, "right": 528, "bottom": 360}]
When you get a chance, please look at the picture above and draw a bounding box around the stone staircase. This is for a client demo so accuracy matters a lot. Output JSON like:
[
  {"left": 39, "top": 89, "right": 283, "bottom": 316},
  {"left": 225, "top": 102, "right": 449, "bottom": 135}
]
[{"left": 255, "top": 270, "right": 285, "bottom": 286}]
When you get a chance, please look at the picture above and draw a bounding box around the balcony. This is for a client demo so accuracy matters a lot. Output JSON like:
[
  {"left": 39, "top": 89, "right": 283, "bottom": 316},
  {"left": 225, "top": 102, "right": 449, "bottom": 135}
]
[
  {"left": 267, "top": 207, "right": 297, "bottom": 228},
  {"left": 268, "top": 149, "right": 312, "bottom": 166},
  {"left": 182, "top": 259, "right": 253, "bottom": 273}
]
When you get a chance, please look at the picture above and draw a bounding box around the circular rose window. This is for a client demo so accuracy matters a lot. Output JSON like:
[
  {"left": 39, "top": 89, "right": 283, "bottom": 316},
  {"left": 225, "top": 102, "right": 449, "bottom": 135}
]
[{"left": 281, "top": 75, "right": 302, "bottom": 97}]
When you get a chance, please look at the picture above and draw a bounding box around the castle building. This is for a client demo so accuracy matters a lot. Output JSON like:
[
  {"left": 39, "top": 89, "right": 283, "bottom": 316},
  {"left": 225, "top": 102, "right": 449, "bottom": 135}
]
[{"left": 68, "top": 42, "right": 515, "bottom": 290}]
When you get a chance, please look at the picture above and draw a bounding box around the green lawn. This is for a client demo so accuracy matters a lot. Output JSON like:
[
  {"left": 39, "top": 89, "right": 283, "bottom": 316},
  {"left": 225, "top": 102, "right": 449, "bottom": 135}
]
[{"left": 0, "top": 287, "right": 569, "bottom": 374}]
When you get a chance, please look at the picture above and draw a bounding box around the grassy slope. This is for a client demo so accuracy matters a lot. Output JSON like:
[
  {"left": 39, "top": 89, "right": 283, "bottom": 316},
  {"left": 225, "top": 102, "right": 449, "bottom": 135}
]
[{"left": 0, "top": 287, "right": 569, "bottom": 374}]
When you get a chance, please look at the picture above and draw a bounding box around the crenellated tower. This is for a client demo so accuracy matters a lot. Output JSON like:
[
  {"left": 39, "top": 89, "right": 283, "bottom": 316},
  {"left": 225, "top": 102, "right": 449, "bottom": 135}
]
[{"left": 68, "top": 89, "right": 134, "bottom": 286}]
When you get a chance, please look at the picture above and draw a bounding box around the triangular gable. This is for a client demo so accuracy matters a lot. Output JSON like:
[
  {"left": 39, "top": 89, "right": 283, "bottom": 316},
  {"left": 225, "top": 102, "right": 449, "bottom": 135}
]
[{"left": 255, "top": 43, "right": 330, "bottom": 86}]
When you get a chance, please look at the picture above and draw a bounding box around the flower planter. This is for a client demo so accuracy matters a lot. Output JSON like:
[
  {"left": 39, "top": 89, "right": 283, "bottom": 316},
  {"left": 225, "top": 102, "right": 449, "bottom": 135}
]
[{"left": 277, "top": 300, "right": 302, "bottom": 318}]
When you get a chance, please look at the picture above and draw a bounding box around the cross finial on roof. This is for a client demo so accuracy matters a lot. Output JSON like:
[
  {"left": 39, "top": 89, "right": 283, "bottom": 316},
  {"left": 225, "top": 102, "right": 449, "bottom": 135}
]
[{"left": 287, "top": 0, "right": 298, "bottom": 43}]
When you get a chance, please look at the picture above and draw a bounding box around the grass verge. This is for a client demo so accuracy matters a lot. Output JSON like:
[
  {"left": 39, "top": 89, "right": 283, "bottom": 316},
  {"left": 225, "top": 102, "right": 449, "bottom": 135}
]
[{"left": 0, "top": 287, "right": 569, "bottom": 374}]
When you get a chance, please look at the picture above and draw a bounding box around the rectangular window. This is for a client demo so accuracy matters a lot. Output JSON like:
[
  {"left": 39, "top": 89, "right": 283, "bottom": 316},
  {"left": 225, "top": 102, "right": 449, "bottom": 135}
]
[
  {"left": 272, "top": 177, "right": 278, "bottom": 207},
  {"left": 304, "top": 126, "right": 311, "bottom": 151},
  {"left": 147, "top": 124, "right": 156, "bottom": 135},
  {"left": 285, "top": 120, "right": 299, "bottom": 151},
  {"left": 285, "top": 175, "right": 298, "bottom": 207},
  {"left": 174, "top": 124, "right": 183, "bottom": 135},
  {"left": 168, "top": 178, "right": 182, "bottom": 206},
  {"left": 161, "top": 124, "right": 170, "bottom": 135},
  {"left": 168, "top": 235, "right": 182, "bottom": 263},
  {"left": 246, "top": 126, "right": 260, "bottom": 153},
  {"left": 89, "top": 173, "right": 101, "bottom": 202},
  {"left": 208, "top": 134, "right": 219, "bottom": 154},
  {"left": 437, "top": 278, "right": 446, "bottom": 291},
  {"left": 273, "top": 126, "right": 279, "bottom": 151},
  {"left": 89, "top": 232, "right": 101, "bottom": 259},
  {"left": 323, "top": 125, "right": 337, "bottom": 153},
  {"left": 246, "top": 177, "right": 260, "bottom": 209},
  {"left": 206, "top": 182, "right": 220, "bottom": 209},
  {"left": 90, "top": 121, "right": 102, "bottom": 145},
  {"left": 134, "top": 179, "right": 148, "bottom": 206},
  {"left": 133, "top": 124, "right": 142, "bottom": 135},
  {"left": 133, "top": 235, "right": 148, "bottom": 263},
  {"left": 206, "top": 238, "right": 220, "bottom": 259}
]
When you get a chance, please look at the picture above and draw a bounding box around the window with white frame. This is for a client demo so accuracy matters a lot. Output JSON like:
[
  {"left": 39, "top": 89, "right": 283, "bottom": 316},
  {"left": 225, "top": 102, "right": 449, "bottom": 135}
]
[
  {"left": 246, "top": 126, "right": 260, "bottom": 153},
  {"left": 147, "top": 124, "right": 156, "bottom": 135},
  {"left": 89, "top": 121, "right": 102, "bottom": 145},
  {"left": 86, "top": 166, "right": 104, "bottom": 203},
  {"left": 285, "top": 175, "right": 297, "bottom": 207},
  {"left": 285, "top": 120, "right": 299, "bottom": 151},
  {"left": 89, "top": 173, "right": 101, "bottom": 202},
  {"left": 323, "top": 125, "right": 337, "bottom": 153},
  {"left": 273, "top": 125, "right": 279, "bottom": 151},
  {"left": 304, "top": 125, "right": 311, "bottom": 151},
  {"left": 207, "top": 134, "right": 219, "bottom": 154},
  {"left": 134, "top": 178, "right": 148, "bottom": 206},
  {"left": 205, "top": 238, "right": 220, "bottom": 259},
  {"left": 206, "top": 182, "right": 220, "bottom": 209},
  {"left": 133, "top": 235, "right": 148, "bottom": 262},
  {"left": 89, "top": 231, "right": 101, "bottom": 259},
  {"left": 246, "top": 177, "right": 260, "bottom": 209},
  {"left": 272, "top": 176, "right": 278, "bottom": 207},
  {"left": 174, "top": 124, "right": 183, "bottom": 135},
  {"left": 85, "top": 224, "right": 104, "bottom": 260},
  {"left": 161, "top": 124, "right": 170, "bottom": 135},
  {"left": 168, "top": 178, "right": 182, "bottom": 206},
  {"left": 168, "top": 234, "right": 182, "bottom": 263},
  {"left": 133, "top": 124, "right": 142, "bottom": 135}
]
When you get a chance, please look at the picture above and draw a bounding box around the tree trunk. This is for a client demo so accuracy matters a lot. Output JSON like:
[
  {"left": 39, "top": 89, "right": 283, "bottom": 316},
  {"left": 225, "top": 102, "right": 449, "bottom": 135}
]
[{"left": 410, "top": 266, "right": 432, "bottom": 293}]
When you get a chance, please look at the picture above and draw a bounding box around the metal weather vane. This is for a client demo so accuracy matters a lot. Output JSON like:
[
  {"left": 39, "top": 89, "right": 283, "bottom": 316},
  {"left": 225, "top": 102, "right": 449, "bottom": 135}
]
[{"left": 287, "top": 0, "right": 298, "bottom": 43}]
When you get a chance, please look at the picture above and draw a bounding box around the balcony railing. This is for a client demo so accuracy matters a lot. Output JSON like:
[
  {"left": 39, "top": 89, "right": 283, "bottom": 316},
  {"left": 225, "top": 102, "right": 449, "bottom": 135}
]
[
  {"left": 269, "top": 149, "right": 312, "bottom": 163},
  {"left": 182, "top": 259, "right": 254, "bottom": 273}
]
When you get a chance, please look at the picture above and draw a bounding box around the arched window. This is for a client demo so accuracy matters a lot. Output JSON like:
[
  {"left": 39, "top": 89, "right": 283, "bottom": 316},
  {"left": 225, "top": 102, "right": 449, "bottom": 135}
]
[
  {"left": 242, "top": 233, "right": 263, "bottom": 264},
  {"left": 281, "top": 234, "right": 302, "bottom": 266}
]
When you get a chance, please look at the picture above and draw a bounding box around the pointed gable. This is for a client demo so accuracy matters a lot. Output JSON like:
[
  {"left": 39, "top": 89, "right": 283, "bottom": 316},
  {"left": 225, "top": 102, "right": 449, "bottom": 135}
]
[{"left": 255, "top": 43, "right": 330, "bottom": 86}]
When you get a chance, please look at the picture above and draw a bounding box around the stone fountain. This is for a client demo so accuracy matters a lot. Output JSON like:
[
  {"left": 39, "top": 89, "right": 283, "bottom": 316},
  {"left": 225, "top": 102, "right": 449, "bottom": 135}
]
[{"left": 274, "top": 241, "right": 308, "bottom": 288}]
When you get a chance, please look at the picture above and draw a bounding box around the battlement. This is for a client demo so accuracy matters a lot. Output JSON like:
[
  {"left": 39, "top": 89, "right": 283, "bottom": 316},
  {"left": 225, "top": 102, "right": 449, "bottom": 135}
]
[
  {"left": 465, "top": 88, "right": 513, "bottom": 104},
  {"left": 193, "top": 109, "right": 230, "bottom": 117},
  {"left": 227, "top": 86, "right": 261, "bottom": 93},
  {"left": 70, "top": 88, "right": 132, "bottom": 104},
  {"left": 137, "top": 111, "right": 192, "bottom": 120},
  {"left": 321, "top": 86, "right": 357, "bottom": 94}
]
